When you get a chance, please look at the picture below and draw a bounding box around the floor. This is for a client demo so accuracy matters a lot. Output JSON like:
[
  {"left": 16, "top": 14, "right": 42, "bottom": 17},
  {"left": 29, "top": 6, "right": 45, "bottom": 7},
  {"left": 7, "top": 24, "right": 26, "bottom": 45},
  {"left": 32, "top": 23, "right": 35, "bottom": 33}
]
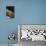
[
  {"left": 19, "top": 39, "right": 46, "bottom": 46},
  {"left": 0, "top": 40, "right": 46, "bottom": 46},
  {"left": 0, "top": 44, "right": 18, "bottom": 46}
]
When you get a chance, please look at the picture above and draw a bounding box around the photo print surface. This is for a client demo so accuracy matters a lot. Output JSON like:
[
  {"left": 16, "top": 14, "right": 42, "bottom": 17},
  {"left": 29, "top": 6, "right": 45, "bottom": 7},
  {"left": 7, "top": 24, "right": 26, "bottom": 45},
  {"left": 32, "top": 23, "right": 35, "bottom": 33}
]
[{"left": 6, "top": 6, "right": 15, "bottom": 18}]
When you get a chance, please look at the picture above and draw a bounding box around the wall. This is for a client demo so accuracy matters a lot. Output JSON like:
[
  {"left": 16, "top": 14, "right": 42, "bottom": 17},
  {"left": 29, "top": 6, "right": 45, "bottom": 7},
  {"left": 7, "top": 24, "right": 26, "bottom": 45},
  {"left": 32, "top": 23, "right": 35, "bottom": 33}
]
[
  {"left": 0, "top": 0, "right": 46, "bottom": 44},
  {"left": 0, "top": 0, "right": 18, "bottom": 44},
  {"left": 16, "top": 0, "right": 46, "bottom": 24}
]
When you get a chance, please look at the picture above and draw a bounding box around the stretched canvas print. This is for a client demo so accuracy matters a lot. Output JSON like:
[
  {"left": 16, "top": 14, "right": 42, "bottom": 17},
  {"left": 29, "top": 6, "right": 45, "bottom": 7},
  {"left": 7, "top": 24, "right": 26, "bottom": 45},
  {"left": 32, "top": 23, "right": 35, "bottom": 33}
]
[{"left": 18, "top": 24, "right": 46, "bottom": 46}]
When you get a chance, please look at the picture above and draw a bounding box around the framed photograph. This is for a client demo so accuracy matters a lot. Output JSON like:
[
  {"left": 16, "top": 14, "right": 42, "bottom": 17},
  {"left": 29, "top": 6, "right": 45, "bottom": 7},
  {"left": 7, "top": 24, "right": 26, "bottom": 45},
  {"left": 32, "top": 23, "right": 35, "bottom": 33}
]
[{"left": 6, "top": 6, "right": 15, "bottom": 18}]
